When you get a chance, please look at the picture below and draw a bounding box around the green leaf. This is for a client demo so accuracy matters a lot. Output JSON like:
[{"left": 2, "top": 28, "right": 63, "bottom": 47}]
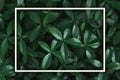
[
  {"left": 107, "top": 0, "right": 120, "bottom": 10},
  {"left": 75, "top": 73, "right": 84, "bottom": 80},
  {"left": 17, "top": 0, "right": 24, "bottom": 6},
  {"left": 57, "top": 19, "right": 73, "bottom": 29},
  {"left": 106, "top": 47, "right": 116, "bottom": 62},
  {"left": 97, "top": 73, "right": 104, "bottom": 80},
  {"left": 0, "top": 38, "right": 8, "bottom": 59},
  {"left": 0, "top": 0, "right": 5, "bottom": 11},
  {"left": 106, "top": 47, "right": 113, "bottom": 62},
  {"left": 107, "top": 25, "right": 116, "bottom": 37},
  {"left": 20, "top": 11, "right": 24, "bottom": 20},
  {"left": 60, "top": 43, "right": 69, "bottom": 62},
  {"left": 80, "top": 22, "right": 86, "bottom": 33},
  {"left": 63, "top": 28, "right": 71, "bottom": 39},
  {"left": 86, "top": 49, "right": 93, "bottom": 60},
  {"left": 38, "top": 41, "right": 50, "bottom": 52},
  {"left": 88, "top": 19, "right": 99, "bottom": 28},
  {"left": 29, "top": 11, "right": 41, "bottom": 24},
  {"left": 76, "top": 12, "right": 87, "bottom": 22},
  {"left": 29, "top": 25, "right": 41, "bottom": 42},
  {"left": 113, "top": 31, "right": 120, "bottom": 45},
  {"left": 86, "top": 0, "right": 96, "bottom": 18},
  {"left": 43, "top": 12, "right": 59, "bottom": 26},
  {"left": 89, "top": 60, "right": 102, "bottom": 68},
  {"left": 84, "top": 30, "right": 100, "bottom": 48},
  {"left": 28, "top": 58, "right": 40, "bottom": 69},
  {"left": 63, "top": 0, "right": 71, "bottom": 7},
  {"left": 22, "top": 32, "right": 29, "bottom": 39},
  {"left": 112, "top": 51, "right": 116, "bottom": 63},
  {"left": 41, "top": 53, "right": 52, "bottom": 69},
  {"left": 72, "top": 23, "right": 79, "bottom": 37},
  {"left": 89, "top": 33, "right": 97, "bottom": 42},
  {"left": 51, "top": 40, "right": 60, "bottom": 51},
  {"left": 65, "top": 11, "right": 74, "bottom": 19},
  {"left": 107, "top": 62, "right": 120, "bottom": 71},
  {"left": 51, "top": 40, "right": 57, "bottom": 51},
  {"left": 53, "top": 52, "right": 65, "bottom": 65},
  {"left": 17, "top": 23, "right": 22, "bottom": 36},
  {"left": 22, "top": 55, "right": 28, "bottom": 65},
  {"left": 19, "top": 39, "right": 27, "bottom": 55},
  {"left": 52, "top": 51, "right": 62, "bottom": 62},
  {"left": 0, "top": 65, "right": 15, "bottom": 77},
  {"left": 65, "top": 38, "right": 83, "bottom": 47},
  {"left": 7, "top": 20, "right": 14, "bottom": 35},
  {"left": 88, "top": 41, "right": 100, "bottom": 48},
  {"left": 27, "top": 48, "right": 45, "bottom": 58},
  {"left": 84, "top": 30, "right": 90, "bottom": 43},
  {"left": 48, "top": 27, "right": 63, "bottom": 40},
  {"left": 97, "top": 73, "right": 108, "bottom": 80},
  {"left": 95, "top": 11, "right": 102, "bottom": 21},
  {"left": 106, "top": 11, "right": 118, "bottom": 26}
]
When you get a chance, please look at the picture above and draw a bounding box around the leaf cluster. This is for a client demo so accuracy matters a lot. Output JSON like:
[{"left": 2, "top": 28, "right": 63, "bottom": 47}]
[{"left": 0, "top": 0, "right": 120, "bottom": 80}]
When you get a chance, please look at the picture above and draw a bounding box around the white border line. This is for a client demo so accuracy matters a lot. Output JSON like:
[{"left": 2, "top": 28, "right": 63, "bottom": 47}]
[
  {"left": 15, "top": 7, "right": 104, "bottom": 10},
  {"left": 15, "top": 8, "right": 105, "bottom": 72},
  {"left": 103, "top": 8, "right": 106, "bottom": 72},
  {"left": 16, "top": 70, "right": 104, "bottom": 72},
  {"left": 15, "top": 8, "right": 17, "bottom": 72}
]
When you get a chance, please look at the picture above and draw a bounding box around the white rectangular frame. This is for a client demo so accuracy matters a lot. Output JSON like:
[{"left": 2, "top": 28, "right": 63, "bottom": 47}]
[{"left": 15, "top": 8, "right": 105, "bottom": 72}]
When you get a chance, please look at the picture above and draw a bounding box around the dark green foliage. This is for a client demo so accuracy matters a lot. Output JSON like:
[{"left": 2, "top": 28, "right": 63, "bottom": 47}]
[
  {"left": 17, "top": 10, "right": 103, "bottom": 70},
  {"left": 29, "top": 25, "right": 41, "bottom": 42},
  {"left": 0, "top": 0, "right": 120, "bottom": 80}
]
